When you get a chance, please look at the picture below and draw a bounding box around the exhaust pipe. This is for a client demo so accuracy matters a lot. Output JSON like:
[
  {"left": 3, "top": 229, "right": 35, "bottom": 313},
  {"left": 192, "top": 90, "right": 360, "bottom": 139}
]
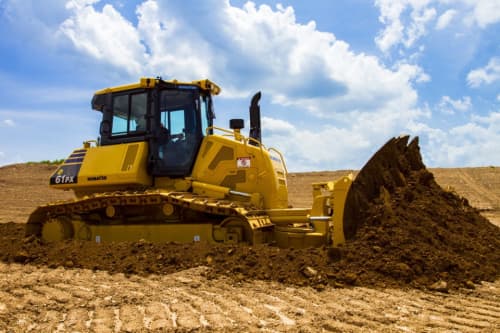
[{"left": 249, "top": 92, "right": 261, "bottom": 146}]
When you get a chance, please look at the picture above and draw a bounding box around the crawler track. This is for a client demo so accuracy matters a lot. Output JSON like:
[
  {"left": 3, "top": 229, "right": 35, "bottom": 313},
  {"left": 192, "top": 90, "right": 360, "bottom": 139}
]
[{"left": 26, "top": 190, "right": 273, "bottom": 243}]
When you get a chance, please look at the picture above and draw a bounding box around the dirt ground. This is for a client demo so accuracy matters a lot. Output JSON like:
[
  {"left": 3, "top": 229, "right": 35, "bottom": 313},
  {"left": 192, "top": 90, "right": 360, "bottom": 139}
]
[{"left": 0, "top": 154, "right": 499, "bottom": 332}]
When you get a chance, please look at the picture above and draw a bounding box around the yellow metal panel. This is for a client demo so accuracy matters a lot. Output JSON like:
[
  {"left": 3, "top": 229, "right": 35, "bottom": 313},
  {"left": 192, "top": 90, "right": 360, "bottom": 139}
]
[
  {"left": 94, "top": 78, "right": 221, "bottom": 95},
  {"left": 192, "top": 134, "right": 289, "bottom": 209},
  {"left": 50, "top": 142, "right": 151, "bottom": 192},
  {"left": 79, "top": 142, "right": 150, "bottom": 186},
  {"left": 331, "top": 175, "right": 353, "bottom": 247}
]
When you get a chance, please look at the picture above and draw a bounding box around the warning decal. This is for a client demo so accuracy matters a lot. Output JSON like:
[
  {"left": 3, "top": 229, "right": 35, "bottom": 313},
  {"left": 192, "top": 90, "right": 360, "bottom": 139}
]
[{"left": 237, "top": 157, "right": 251, "bottom": 168}]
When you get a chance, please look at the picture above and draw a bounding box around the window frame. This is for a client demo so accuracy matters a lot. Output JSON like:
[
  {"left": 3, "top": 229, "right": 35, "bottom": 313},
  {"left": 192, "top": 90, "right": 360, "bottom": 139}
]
[
  {"left": 99, "top": 88, "right": 150, "bottom": 146},
  {"left": 110, "top": 91, "right": 148, "bottom": 137}
]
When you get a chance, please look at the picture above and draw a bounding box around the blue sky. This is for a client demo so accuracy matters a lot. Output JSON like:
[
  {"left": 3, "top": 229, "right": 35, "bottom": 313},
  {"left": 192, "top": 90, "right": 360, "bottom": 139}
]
[{"left": 0, "top": 0, "right": 499, "bottom": 171}]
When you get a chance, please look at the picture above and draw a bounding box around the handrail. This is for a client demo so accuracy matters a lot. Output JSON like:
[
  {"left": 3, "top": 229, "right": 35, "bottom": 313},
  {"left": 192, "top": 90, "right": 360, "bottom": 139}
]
[
  {"left": 207, "top": 126, "right": 265, "bottom": 150},
  {"left": 268, "top": 147, "right": 288, "bottom": 175},
  {"left": 206, "top": 126, "right": 288, "bottom": 174},
  {"left": 206, "top": 126, "right": 233, "bottom": 136}
]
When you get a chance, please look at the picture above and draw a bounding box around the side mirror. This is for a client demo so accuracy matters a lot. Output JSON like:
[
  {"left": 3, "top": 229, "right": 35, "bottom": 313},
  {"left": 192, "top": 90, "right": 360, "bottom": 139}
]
[{"left": 100, "top": 120, "right": 111, "bottom": 136}]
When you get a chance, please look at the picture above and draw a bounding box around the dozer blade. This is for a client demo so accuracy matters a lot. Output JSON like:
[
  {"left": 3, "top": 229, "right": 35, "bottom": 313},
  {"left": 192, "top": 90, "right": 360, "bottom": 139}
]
[{"left": 342, "top": 135, "right": 425, "bottom": 240}]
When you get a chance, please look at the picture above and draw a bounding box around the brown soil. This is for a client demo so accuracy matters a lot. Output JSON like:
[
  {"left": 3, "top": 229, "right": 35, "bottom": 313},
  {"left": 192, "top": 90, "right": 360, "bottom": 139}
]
[
  {"left": 1, "top": 140, "right": 500, "bottom": 331},
  {"left": 338, "top": 136, "right": 500, "bottom": 289},
  {"left": 0, "top": 137, "right": 499, "bottom": 293}
]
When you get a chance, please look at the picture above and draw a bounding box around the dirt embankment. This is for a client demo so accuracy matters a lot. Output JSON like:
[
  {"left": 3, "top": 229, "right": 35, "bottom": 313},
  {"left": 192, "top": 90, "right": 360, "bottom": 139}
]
[{"left": 0, "top": 137, "right": 499, "bottom": 292}]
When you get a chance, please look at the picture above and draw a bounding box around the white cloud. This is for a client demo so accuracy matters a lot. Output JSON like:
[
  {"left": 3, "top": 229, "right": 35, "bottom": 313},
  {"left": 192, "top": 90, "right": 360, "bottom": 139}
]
[
  {"left": 54, "top": 0, "right": 431, "bottom": 170},
  {"left": 463, "top": 0, "right": 500, "bottom": 28},
  {"left": 405, "top": 6, "right": 436, "bottom": 48},
  {"left": 437, "top": 95, "right": 472, "bottom": 114},
  {"left": 374, "top": 0, "right": 499, "bottom": 53},
  {"left": 467, "top": 57, "right": 500, "bottom": 87},
  {"left": 374, "top": 0, "right": 436, "bottom": 53},
  {"left": 374, "top": 0, "right": 405, "bottom": 53},
  {"left": 261, "top": 103, "right": 432, "bottom": 171},
  {"left": 59, "top": 0, "right": 147, "bottom": 76},
  {"left": 409, "top": 111, "right": 500, "bottom": 166},
  {"left": 59, "top": 1, "right": 424, "bottom": 117},
  {"left": 135, "top": 0, "right": 213, "bottom": 79},
  {"left": 1, "top": 119, "right": 15, "bottom": 127},
  {"left": 262, "top": 117, "right": 372, "bottom": 171},
  {"left": 49, "top": 0, "right": 498, "bottom": 170},
  {"left": 435, "top": 9, "right": 456, "bottom": 29},
  {"left": 217, "top": 2, "right": 425, "bottom": 118},
  {"left": 262, "top": 117, "right": 295, "bottom": 134},
  {"left": 65, "top": 0, "right": 100, "bottom": 10}
]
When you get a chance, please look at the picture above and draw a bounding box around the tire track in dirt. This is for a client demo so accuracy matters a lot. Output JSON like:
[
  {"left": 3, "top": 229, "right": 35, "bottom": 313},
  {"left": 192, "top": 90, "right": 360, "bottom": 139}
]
[
  {"left": 1, "top": 263, "right": 498, "bottom": 332},
  {"left": 457, "top": 169, "right": 500, "bottom": 210},
  {"left": 1, "top": 164, "right": 499, "bottom": 332}
]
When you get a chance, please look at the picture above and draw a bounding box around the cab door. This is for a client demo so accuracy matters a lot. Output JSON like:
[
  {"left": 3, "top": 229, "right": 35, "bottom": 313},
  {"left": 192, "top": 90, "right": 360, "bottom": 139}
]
[{"left": 150, "top": 88, "right": 203, "bottom": 177}]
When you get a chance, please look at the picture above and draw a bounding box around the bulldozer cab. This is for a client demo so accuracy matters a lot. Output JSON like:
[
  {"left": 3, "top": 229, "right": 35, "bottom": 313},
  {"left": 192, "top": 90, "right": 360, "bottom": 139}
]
[{"left": 92, "top": 78, "right": 216, "bottom": 178}]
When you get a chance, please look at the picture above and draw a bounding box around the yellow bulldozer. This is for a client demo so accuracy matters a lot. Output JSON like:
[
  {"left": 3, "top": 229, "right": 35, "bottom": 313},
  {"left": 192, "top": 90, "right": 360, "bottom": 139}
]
[{"left": 26, "top": 77, "right": 404, "bottom": 248}]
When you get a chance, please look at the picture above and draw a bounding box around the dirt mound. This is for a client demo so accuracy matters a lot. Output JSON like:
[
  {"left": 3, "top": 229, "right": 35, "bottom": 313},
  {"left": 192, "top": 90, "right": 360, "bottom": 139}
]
[
  {"left": 339, "top": 135, "right": 500, "bottom": 289},
  {"left": 1, "top": 136, "right": 499, "bottom": 291}
]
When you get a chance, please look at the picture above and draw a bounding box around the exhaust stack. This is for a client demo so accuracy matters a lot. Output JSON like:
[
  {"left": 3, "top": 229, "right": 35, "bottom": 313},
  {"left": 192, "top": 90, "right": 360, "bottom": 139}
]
[{"left": 249, "top": 92, "right": 261, "bottom": 146}]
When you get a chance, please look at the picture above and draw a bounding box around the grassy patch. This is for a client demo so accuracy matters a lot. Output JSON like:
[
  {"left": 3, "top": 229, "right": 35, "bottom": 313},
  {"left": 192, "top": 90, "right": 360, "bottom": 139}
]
[{"left": 27, "top": 159, "right": 65, "bottom": 166}]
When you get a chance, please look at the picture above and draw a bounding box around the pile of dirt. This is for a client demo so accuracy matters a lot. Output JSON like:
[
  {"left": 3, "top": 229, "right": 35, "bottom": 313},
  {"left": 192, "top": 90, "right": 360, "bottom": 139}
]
[
  {"left": 1, "top": 136, "right": 499, "bottom": 291},
  {"left": 337, "top": 136, "right": 500, "bottom": 289}
]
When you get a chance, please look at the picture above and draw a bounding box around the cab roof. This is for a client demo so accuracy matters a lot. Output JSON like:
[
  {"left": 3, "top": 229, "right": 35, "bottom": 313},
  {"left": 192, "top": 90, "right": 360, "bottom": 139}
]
[{"left": 93, "top": 78, "right": 221, "bottom": 96}]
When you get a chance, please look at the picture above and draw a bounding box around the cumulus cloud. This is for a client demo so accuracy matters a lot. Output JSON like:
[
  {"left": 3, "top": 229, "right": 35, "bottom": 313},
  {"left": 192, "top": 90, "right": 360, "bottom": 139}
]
[
  {"left": 374, "top": 0, "right": 499, "bottom": 53},
  {"left": 435, "top": 9, "right": 457, "bottom": 30},
  {"left": 417, "top": 111, "right": 500, "bottom": 166},
  {"left": 52, "top": 0, "right": 498, "bottom": 170},
  {"left": 262, "top": 117, "right": 295, "bottom": 134},
  {"left": 261, "top": 116, "right": 373, "bottom": 171},
  {"left": 437, "top": 96, "right": 472, "bottom": 114},
  {"left": 60, "top": 0, "right": 147, "bottom": 75},
  {"left": 467, "top": 57, "right": 500, "bottom": 87},
  {"left": 54, "top": 0, "right": 434, "bottom": 170},
  {"left": 59, "top": 1, "right": 424, "bottom": 117},
  {"left": 374, "top": 0, "right": 436, "bottom": 53},
  {"left": 463, "top": 0, "right": 500, "bottom": 28}
]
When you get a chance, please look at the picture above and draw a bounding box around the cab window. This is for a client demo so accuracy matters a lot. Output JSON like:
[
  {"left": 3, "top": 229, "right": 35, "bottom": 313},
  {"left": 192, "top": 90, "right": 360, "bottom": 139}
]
[
  {"left": 111, "top": 92, "right": 147, "bottom": 136},
  {"left": 161, "top": 109, "right": 185, "bottom": 138}
]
